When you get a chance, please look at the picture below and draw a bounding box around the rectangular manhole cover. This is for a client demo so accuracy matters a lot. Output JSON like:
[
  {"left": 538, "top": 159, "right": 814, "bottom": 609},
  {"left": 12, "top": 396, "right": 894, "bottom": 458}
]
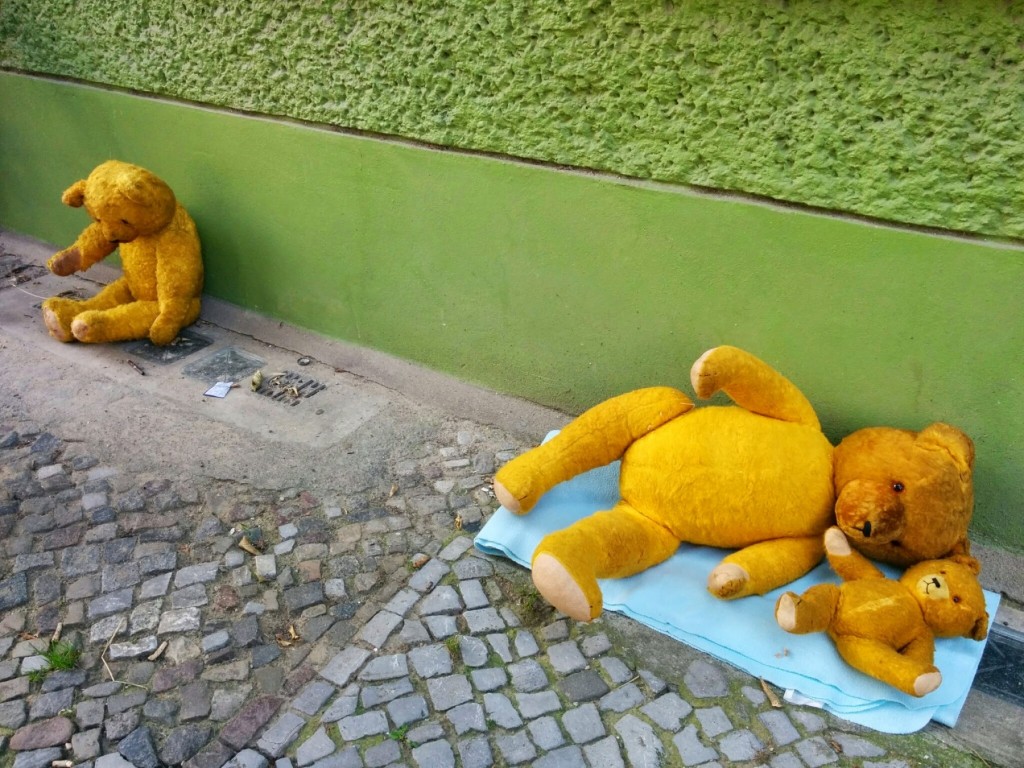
[
  {"left": 253, "top": 370, "right": 326, "bottom": 406},
  {"left": 183, "top": 347, "right": 266, "bottom": 383},
  {"left": 973, "top": 625, "right": 1024, "bottom": 707},
  {"left": 123, "top": 328, "right": 213, "bottom": 364}
]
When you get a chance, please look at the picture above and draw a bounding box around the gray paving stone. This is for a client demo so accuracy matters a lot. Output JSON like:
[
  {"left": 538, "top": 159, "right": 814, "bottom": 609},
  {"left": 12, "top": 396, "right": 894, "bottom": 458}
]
[
  {"left": 684, "top": 659, "right": 729, "bottom": 698},
  {"left": 109, "top": 636, "right": 158, "bottom": 660},
  {"left": 614, "top": 713, "right": 664, "bottom": 766},
  {"left": 359, "top": 653, "right": 408, "bottom": 682},
  {"left": 640, "top": 691, "right": 692, "bottom": 731},
  {"left": 673, "top": 724, "right": 719, "bottom": 766},
  {"left": 320, "top": 691, "right": 358, "bottom": 723},
  {"left": 469, "top": 666, "right": 507, "bottom": 692},
  {"left": 534, "top": 745, "right": 586, "bottom": 768},
  {"left": 458, "top": 579, "right": 488, "bottom": 609},
  {"left": 319, "top": 646, "right": 371, "bottom": 687},
  {"left": 88, "top": 588, "right": 134, "bottom": 619},
  {"left": 14, "top": 748, "right": 65, "bottom": 768},
  {"left": 795, "top": 737, "right": 840, "bottom": 767},
  {"left": 28, "top": 688, "right": 74, "bottom": 720},
  {"left": 202, "top": 629, "right": 231, "bottom": 653},
  {"left": 559, "top": 669, "right": 609, "bottom": 703},
  {"left": 423, "top": 613, "right": 458, "bottom": 638},
  {"left": 427, "top": 673, "right": 473, "bottom": 711},
  {"left": 485, "top": 632, "right": 512, "bottom": 663},
  {"left": 759, "top": 709, "right": 800, "bottom": 746},
  {"left": 561, "top": 702, "right": 606, "bottom": 744},
  {"left": 158, "top": 606, "right": 201, "bottom": 633},
  {"left": 598, "top": 681, "right": 645, "bottom": 712},
  {"left": 516, "top": 690, "right": 561, "bottom": 719},
  {"left": 720, "top": 729, "right": 764, "bottom": 761},
  {"left": 337, "top": 710, "right": 388, "bottom": 740},
  {"left": 360, "top": 678, "right": 413, "bottom": 708},
  {"left": 107, "top": 690, "right": 147, "bottom": 715},
  {"left": 446, "top": 700, "right": 486, "bottom": 735},
  {"left": 409, "top": 643, "right": 453, "bottom": 678},
  {"left": 386, "top": 694, "right": 428, "bottom": 727},
  {"left": 418, "top": 584, "right": 462, "bottom": 615},
  {"left": 831, "top": 732, "right": 886, "bottom": 758},
  {"left": 105, "top": 709, "right": 142, "bottom": 740},
  {"left": 452, "top": 557, "right": 492, "bottom": 579},
  {"left": 71, "top": 727, "right": 101, "bottom": 760},
  {"left": 598, "top": 655, "right": 633, "bottom": 684},
  {"left": 513, "top": 629, "right": 539, "bottom": 658},
  {"left": 463, "top": 607, "right": 504, "bottom": 634},
  {"left": 458, "top": 635, "right": 489, "bottom": 667},
  {"left": 408, "top": 559, "right": 450, "bottom": 592},
  {"left": 457, "top": 736, "right": 494, "bottom": 768},
  {"left": 363, "top": 738, "right": 401, "bottom": 768},
  {"left": 140, "top": 572, "right": 173, "bottom": 599},
  {"left": 494, "top": 731, "right": 536, "bottom": 766},
  {"left": 171, "top": 583, "right": 209, "bottom": 608},
  {"left": 0, "top": 699, "right": 27, "bottom": 729},
  {"left": 769, "top": 753, "right": 808, "bottom": 768},
  {"left": 508, "top": 658, "right": 549, "bottom": 692},
  {"left": 309, "top": 746, "right": 361, "bottom": 768},
  {"left": 257, "top": 712, "right": 307, "bottom": 758},
  {"left": 219, "top": 695, "right": 284, "bottom": 751},
  {"left": 482, "top": 692, "right": 522, "bottom": 729},
  {"left": 222, "top": 749, "right": 270, "bottom": 768},
  {"left": 696, "top": 705, "right": 732, "bottom": 737},
  {"left": 583, "top": 735, "right": 625, "bottom": 768},
  {"left": 159, "top": 723, "right": 212, "bottom": 765},
  {"left": 547, "top": 639, "right": 587, "bottom": 674},
  {"left": 118, "top": 725, "right": 160, "bottom": 768},
  {"left": 382, "top": 588, "right": 420, "bottom": 616},
  {"left": 291, "top": 680, "right": 337, "bottom": 716},
  {"left": 295, "top": 726, "right": 336, "bottom": 767},
  {"left": 528, "top": 715, "right": 566, "bottom": 750},
  {"left": 355, "top": 610, "right": 402, "bottom": 648}
]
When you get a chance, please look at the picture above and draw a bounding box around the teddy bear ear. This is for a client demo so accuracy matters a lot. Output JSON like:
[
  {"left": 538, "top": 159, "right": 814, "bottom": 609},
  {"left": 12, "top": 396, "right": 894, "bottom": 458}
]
[
  {"left": 950, "top": 553, "right": 982, "bottom": 575},
  {"left": 916, "top": 423, "right": 975, "bottom": 472},
  {"left": 61, "top": 180, "right": 87, "bottom": 208}
]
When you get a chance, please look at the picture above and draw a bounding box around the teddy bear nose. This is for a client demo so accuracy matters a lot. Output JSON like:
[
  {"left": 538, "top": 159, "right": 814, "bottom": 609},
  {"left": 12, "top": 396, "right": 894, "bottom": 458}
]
[{"left": 859, "top": 521, "right": 872, "bottom": 537}]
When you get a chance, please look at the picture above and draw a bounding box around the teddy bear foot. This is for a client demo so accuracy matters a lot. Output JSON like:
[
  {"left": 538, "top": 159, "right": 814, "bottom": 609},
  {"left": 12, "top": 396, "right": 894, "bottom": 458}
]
[
  {"left": 492, "top": 479, "right": 522, "bottom": 514},
  {"left": 532, "top": 553, "right": 597, "bottom": 622},
  {"left": 70, "top": 317, "right": 94, "bottom": 343},
  {"left": 775, "top": 593, "right": 799, "bottom": 631},
  {"left": 824, "top": 526, "right": 852, "bottom": 556},
  {"left": 42, "top": 307, "right": 75, "bottom": 342},
  {"left": 914, "top": 670, "right": 942, "bottom": 697},
  {"left": 707, "top": 563, "right": 750, "bottom": 599}
]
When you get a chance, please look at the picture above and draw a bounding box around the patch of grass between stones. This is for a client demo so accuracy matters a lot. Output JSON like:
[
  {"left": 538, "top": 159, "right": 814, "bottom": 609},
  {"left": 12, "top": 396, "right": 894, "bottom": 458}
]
[
  {"left": 28, "top": 638, "right": 81, "bottom": 683},
  {"left": 493, "top": 573, "right": 555, "bottom": 628}
]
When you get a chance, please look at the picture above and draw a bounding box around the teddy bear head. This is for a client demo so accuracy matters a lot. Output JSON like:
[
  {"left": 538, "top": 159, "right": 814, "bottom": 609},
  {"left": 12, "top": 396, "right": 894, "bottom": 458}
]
[
  {"left": 832, "top": 423, "right": 974, "bottom": 567},
  {"left": 63, "top": 160, "right": 177, "bottom": 245},
  {"left": 900, "top": 556, "right": 988, "bottom": 640}
]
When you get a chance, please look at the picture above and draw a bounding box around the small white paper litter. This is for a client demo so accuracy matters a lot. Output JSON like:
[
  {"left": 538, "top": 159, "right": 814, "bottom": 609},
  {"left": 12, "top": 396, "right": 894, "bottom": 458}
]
[{"left": 204, "top": 382, "right": 234, "bottom": 398}]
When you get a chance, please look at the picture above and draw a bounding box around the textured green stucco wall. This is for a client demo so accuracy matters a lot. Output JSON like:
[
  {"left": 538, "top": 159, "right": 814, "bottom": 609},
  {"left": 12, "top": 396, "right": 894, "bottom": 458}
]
[
  {"left": 1, "top": 74, "right": 1022, "bottom": 551},
  {"left": 2, "top": 1, "right": 1022, "bottom": 240}
]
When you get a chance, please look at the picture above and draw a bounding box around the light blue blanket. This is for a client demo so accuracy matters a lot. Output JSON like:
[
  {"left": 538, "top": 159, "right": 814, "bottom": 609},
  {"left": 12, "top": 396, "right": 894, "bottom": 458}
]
[{"left": 475, "top": 433, "right": 999, "bottom": 734}]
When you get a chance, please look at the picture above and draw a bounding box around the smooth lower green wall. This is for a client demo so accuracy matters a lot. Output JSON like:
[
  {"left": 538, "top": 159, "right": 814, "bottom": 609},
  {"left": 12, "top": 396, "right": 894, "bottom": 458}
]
[
  {"left": 1, "top": 1, "right": 1022, "bottom": 240},
  {"left": 1, "top": 73, "right": 1022, "bottom": 551}
]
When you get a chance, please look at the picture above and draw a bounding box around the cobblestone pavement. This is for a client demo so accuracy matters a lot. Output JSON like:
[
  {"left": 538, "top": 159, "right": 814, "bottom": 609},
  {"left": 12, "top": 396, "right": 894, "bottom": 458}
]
[{"left": 0, "top": 415, "right": 995, "bottom": 768}]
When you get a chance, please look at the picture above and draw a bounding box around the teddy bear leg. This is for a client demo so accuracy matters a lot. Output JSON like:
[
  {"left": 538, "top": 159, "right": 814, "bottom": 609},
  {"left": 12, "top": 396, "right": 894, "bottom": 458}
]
[
  {"left": 690, "top": 346, "right": 820, "bottom": 429},
  {"left": 72, "top": 300, "right": 160, "bottom": 344},
  {"left": 775, "top": 584, "right": 838, "bottom": 633},
  {"left": 531, "top": 501, "right": 680, "bottom": 621},
  {"left": 41, "top": 297, "right": 80, "bottom": 342},
  {"left": 494, "top": 387, "right": 693, "bottom": 514},
  {"left": 833, "top": 635, "right": 940, "bottom": 697},
  {"left": 708, "top": 535, "right": 825, "bottom": 599}
]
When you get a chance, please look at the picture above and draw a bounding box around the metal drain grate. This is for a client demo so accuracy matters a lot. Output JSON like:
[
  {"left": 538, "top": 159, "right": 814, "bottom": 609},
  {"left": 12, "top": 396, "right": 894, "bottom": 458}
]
[
  {"left": 973, "top": 625, "right": 1024, "bottom": 707},
  {"left": 253, "top": 370, "right": 326, "bottom": 406}
]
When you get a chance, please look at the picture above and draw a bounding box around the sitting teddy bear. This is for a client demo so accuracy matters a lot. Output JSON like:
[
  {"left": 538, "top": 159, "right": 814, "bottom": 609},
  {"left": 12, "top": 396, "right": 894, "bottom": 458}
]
[
  {"left": 42, "top": 160, "right": 203, "bottom": 346},
  {"left": 775, "top": 527, "right": 988, "bottom": 696},
  {"left": 493, "top": 346, "right": 976, "bottom": 621}
]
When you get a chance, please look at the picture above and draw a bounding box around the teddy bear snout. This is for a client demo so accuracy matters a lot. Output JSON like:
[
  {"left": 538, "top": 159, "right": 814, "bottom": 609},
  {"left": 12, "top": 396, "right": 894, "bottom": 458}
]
[{"left": 835, "top": 480, "right": 905, "bottom": 542}]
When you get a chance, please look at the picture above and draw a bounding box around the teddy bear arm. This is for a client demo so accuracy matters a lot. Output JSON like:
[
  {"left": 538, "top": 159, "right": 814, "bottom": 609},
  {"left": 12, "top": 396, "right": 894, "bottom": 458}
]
[
  {"left": 47, "top": 224, "right": 118, "bottom": 276},
  {"left": 826, "top": 546, "right": 887, "bottom": 583},
  {"left": 833, "top": 635, "right": 939, "bottom": 697},
  {"left": 690, "top": 346, "right": 820, "bottom": 429},
  {"left": 708, "top": 535, "right": 825, "bottom": 599},
  {"left": 494, "top": 387, "right": 693, "bottom": 514}
]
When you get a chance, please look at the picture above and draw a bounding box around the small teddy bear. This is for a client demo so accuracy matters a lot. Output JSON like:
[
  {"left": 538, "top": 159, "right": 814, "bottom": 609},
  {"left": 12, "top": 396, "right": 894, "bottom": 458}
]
[
  {"left": 775, "top": 527, "right": 988, "bottom": 697},
  {"left": 42, "top": 160, "right": 203, "bottom": 346}
]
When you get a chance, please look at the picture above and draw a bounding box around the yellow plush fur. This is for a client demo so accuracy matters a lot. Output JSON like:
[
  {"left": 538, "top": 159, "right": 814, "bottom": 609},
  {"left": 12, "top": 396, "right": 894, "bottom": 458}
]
[
  {"left": 42, "top": 160, "right": 203, "bottom": 346},
  {"left": 775, "top": 527, "right": 988, "bottom": 697},
  {"left": 493, "top": 346, "right": 976, "bottom": 622}
]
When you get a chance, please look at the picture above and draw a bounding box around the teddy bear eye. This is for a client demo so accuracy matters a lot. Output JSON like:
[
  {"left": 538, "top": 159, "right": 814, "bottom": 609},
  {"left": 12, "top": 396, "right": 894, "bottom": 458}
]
[
  {"left": 892, "top": 482, "right": 905, "bottom": 493},
  {"left": 953, "top": 596, "right": 961, "bottom": 603}
]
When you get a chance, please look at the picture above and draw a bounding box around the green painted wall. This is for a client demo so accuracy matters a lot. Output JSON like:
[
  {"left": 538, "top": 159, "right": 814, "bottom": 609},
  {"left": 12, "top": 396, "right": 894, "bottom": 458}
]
[
  {"left": 1, "top": 73, "right": 1021, "bottom": 551},
  {"left": 1, "top": 1, "right": 1022, "bottom": 239}
]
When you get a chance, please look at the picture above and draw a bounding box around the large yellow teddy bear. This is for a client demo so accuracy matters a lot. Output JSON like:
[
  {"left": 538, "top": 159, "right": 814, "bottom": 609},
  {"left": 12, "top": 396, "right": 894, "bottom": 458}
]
[
  {"left": 42, "top": 160, "right": 203, "bottom": 346},
  {"left": 494, "top": 346, "right": 976, "bottom": 621},
  {"left": 775, "top": 527, "right": 988, "bottom": 697}
]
